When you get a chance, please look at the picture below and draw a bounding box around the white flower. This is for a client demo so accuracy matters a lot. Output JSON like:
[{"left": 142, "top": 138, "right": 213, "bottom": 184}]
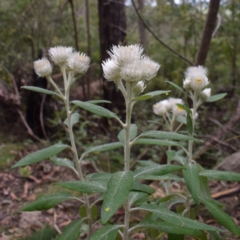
[
  {"left": 102, "top": 58, "right": 121, "bottom": 81},
  {"left": 184, "top": 66, "right": 209, "bottom": 91},
  {"left": 200, "top": 88, "right": 211, "bottom": 100},
  {"left": 141, "top": 56, "right": 160, "bottom": 80},
  {"left": 133, "top": 81, "right": 146, "bottom": 95},
  {"left": 67, "top": 52, "right": 90, "bottom": 74},
  {"left": 153, "top": 100, "right": 171, "bottom": 116},
  {"left": 108, "top": 44, "right": 144, "bottom": 65},
  {"left": 49, "top": 46, "right": 73, "bottom": 66},
  {"left": 170, "top": 98, "right": 186, "bottom": 116},
  {"left": 34, "top": 58, "right": 52, "bottom": 77},
  {"left": 120, "top": 60, "right": 145, "bottom": 82}
]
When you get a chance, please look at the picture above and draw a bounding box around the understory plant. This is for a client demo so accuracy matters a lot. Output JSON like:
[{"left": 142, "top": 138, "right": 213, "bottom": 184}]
[{"left": 12, "top": 45, "right": 240, "bottom": 240}]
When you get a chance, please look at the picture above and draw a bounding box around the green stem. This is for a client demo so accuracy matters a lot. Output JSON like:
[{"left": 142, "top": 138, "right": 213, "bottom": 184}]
[
  {"left": 62, "top": 69, "right": 93, "bottom": 236},
  {"left": 123, "top": 82, "right": 134, "bottom": 240}
]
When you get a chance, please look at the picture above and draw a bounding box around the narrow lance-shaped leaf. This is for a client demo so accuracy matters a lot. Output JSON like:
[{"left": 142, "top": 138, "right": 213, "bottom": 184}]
[
  {"left": 89, "top": 225, "right": 120, "bottom": 240},
  {"left": 50, "top": 157, "right": 76, "bottom": 172},
  {"left": 129, "top": 192, "right": 149, "bottom": 206},
  {"left": 138, "top": 204, "right": 224, "bottom": 232},
  {"left": 139, "top": 130, "right": 200, "bottom": 142},
  {"left": 101, "top": 171, "right": 134, "bottom": 224},
  {"left": 206, "top": 93, "right": 227, "bottom": 102},
  {"left": 82, "top": 142, "right": 122, "bottom": 157},
  {"left": 183, "top": 162, "right": 201, "bottom": 205},
  {"left": 133, "top": 138, "right": 182, "bottom": 148},
  {"left": 12, "top": 144, "right": 69, "bottom": 168},
  {"left": 72, "top": 100, "right": 120, "bottom": 120},
  {"left": 139, "top": 219, "right": 203, "bottom": 237},
  {"left": 166, "top": 80, "right": 184, "bottom": 93},
  {"left": 132, "top": 90, "right": 170, "bottom": 102},
  {"left": 199, "top": 170, "right": 240, "bottom": 182},
  {"left": 21, "top": 192, "right": 75, "bottom": 211},
  {"left": 87, "top": 100, "right": 111, "bottom": 104},
  {"left": 55, "top": 180, "right": 107, "bottom": 193},
  {"left": 59, "top": 219, "right": 83, "bottom": 240},
  {"left": 21, "top": 86, "right": 60, "bottom": 96},
  {"left": 132, "top": 181, "right": 155, "bottom": 194},
  {"left": 134, "top": 165, "right": 183, "bottom": 179},
  {"left": 64, "top": 113, "right": 81, "bottom": 127},
  {"left": 201, "top": 197, "right": 240, "bottom": 236}
]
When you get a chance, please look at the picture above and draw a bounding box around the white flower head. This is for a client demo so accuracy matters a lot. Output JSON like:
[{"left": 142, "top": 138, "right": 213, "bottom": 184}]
[
  {"left": 67, "top": 52, "right": 90, "bottom": 75},
  {"left": 108, "top": 44, "right": 144, "bottom": 65},
  {"left": 120, "top": 60, "right": 145, "bottom": 82},
  {"left": 169, "top": 98, "right": 186, "bottom": 116},
  {"left": 133, "top": 81, "right": 146, "bottom": 95},
  {"left": 184, "top": 66, "right": 209, "bottom": 91},
  {"left": 153, "top": 100, "right": 171, "bottom": 116},
  {"left": 141, "top": 56, "right": 160, "bottom": 80},
  {"left": 48, "top": 46, "right": 73, "bottom": 66},
  {"left": 34, "top": 58, "right": 52, "bottom": 77},
  {"left": 200, "top": 88, "right": 211, "bottom": 100},
  {"left": 102, "top": 58, "right": 121, "bottom": 81}
]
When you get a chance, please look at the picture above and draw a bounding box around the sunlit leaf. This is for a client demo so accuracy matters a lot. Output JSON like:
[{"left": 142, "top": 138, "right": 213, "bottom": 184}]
[{"left": 206, "top": 93, "right": 227, "bottom": 102}]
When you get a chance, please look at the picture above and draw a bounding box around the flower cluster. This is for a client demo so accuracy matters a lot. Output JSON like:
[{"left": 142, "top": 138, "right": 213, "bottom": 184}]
[
  {"left": 102, "top": 44, "right": 160, "bottom": 83},
  {"left": 183, "top": 66, "right": 211, "bottom": 100},
  {"left": 153, "top": 98, "right": 185, "bottom": 117},
  {"left": 33, "top": 46, "right": 90, "bottom": 77}
]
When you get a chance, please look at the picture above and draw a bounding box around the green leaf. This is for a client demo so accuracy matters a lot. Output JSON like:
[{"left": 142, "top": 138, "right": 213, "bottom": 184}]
[
  {"left": 139, "top": 204, "right": 223, "bottom": 232},
  {"left": 176, "top": 104, "right": 192, "bottom": 114},
  {"left": 139, "top": 219, "right": 202, "bottom": 237},
  {"left": 201, "top": 197, "right": 240, "bottom": 236},
  {"left": 21, "top": 192, "right": 75, "bottom": 211},
  {"left": 134, "top": 165, "right": 183, "bottom": 179},
  {"left": 134, "top": 138, "right": 182, "bottom": 147},
  {"left": 83, "top": 142, "right": 122, "bottom": 156},
  {"left": 55, "top": 180, "right": 107, "bottom": 193},
  {"left": 12, "top": 144, "right": 69, "bottom": 168},
  {"left": 199, "top": 170, "right": 240, "bottom": 182},
  {"left": 72, "top": 100, "right": 119, "bottom": 120},
  {"left": 138, "top": 174, "right": 183, "bottom": 181},
  {"left": 101, "top": 171, "right": 134, "bottom": 224},
  {"left": 186, "top": 113, "right": 193, "bottom": 135},
  {"left": 165, "top": 81, "right": 184, "bottom": 93},
  {"left": 64, "top": 113, "right": 81, "bottom": 127},
  {"left": 87, "top": 100, "right": 111, "bottom": 104},
  {"left": 21, "top": 86, "right": 59, "bottom": 96},
  {"left": 137, "top": 160, "right": 159, "bottom": 167},
  {"left": 139, "top": 131, "right": 200, "bottom": 142},
  {"left": 129, "top": 192, "right": 149, "bottom": 206},
  {"left": 206, "top": 93, "right": 227, "bottom": 102},
  {"left": 87, "top": 172, "right": 112, "bottom": 183},
  {"left": 89, "top": 225, "right": 119, "bottom": 240},
  {"left": 132, "top": 90, "right": 170, "bottom": 102},
  {"left": 183, "top": 162, "right": 201, "bottom": 205},
  {"left": 59, "top": 219, "right": 83, "bottom": 240},
  {"left": 117, "top": 124, "right": 138, "bottom": 144},
  {"left": 132, "top": 181, "right": 155, "bottom": 194},
  {"left": 50, "top": 157, "right": 76, "bottom": 172}
]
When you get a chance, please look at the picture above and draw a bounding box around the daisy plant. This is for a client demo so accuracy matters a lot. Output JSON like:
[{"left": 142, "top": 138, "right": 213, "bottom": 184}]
[{"left": 11, "top": 45, "right": 240, "bottom": 240}]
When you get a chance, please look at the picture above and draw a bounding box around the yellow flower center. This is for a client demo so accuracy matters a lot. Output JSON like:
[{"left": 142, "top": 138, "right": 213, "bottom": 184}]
[{"left": 194, "top": 78, "right": 203, "bottom": 85}]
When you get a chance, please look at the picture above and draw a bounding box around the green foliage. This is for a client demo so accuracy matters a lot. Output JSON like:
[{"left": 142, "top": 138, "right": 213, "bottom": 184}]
[{"left": 58, "top": 219, "right": 83, "bottom": 240}]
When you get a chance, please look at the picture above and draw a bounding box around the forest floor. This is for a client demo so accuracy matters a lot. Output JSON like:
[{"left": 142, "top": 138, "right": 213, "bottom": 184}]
[{"left": 0, "top": 143, "right": 240, "bottom": 240}]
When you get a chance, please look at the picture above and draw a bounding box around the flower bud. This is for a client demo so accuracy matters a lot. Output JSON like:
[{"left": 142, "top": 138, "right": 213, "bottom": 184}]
[{"left": 34, "top": 58, "right": 52, "bottom": 77}]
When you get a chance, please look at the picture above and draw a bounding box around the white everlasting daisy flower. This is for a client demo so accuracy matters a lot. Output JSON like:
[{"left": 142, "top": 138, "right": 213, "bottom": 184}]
[
  {"left": 49, "top": 46, "right": 73, "bottom": 66},
  {"left": 141, "top": 56, "right": 160, "bottom": 80},
  {"left": 200, "top": 88, "right": 211, "bottom": 100},
  {"left": 67, "top": 52, "right": 90, "bottom": 75},
  {"left": 34, "top": 58, "right": 52, "bottom": 77},
  {"left": 102, "top": 58, "right": 121, "bottom": 81},
  {"left": 184, "top": 66, "right": 209, "bottom": 92},
  {"left": 153, "top": 100, "right": 171, "bottom": 116},
  {"left": 170, "top": 98, "right": 186, "bottom": 116},
  {"left": 108, "top": 44, "right": 144, "bottom": 65}
]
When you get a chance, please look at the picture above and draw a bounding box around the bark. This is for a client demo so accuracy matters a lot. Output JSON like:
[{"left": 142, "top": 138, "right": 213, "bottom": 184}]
[
  {"left": 137, "top": 0, "right": 147, "bottom": 47},
  {"left": 195, "top": 0, "right": 220, "bottom": 65},
  {"left": 98, "top": 0, "right": 126, "bottom": 112}
]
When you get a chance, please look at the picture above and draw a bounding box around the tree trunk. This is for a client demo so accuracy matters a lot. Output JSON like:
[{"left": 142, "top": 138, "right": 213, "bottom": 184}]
[
  {"left": 137, "top": 0, "right": 147, "bottom": 47},
  {"left": 195, "top": 0, "right": 220, "bottom": 66},
  {"left": 98, "top": 0, "right": 126, "bottom": 112}
]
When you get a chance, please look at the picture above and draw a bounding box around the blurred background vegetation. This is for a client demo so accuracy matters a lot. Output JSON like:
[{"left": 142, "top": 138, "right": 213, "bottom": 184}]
[{"left": 0, "top": 0, "right": 240, "bottom": 168}]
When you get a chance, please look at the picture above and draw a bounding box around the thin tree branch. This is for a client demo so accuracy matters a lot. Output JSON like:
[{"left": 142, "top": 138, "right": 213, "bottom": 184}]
[
  {"left": 131, "top": 0, "right": 193, "bottom": 65},
  {"left": 69, "top": 0, "right": 79, "bottom": 51}
]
